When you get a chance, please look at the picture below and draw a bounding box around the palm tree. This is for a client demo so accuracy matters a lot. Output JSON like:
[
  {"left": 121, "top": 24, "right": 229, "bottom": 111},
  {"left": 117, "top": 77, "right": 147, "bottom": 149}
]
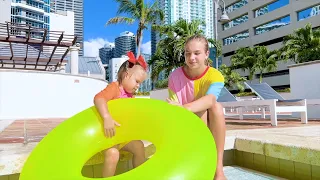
[
  {"left": 231, "top": 47, "right": 257, "bottom": 81},
  {"left": 253, "top": 46, "right": 278, "bottom": 83},
  {"left": 149, "top": 19, "right": 223, "bottom": 80},
  {"left": 280, "top": 23, "right": 320, "bottom": 63},
  {"left": 231, "top": 46, "right": 278, "bottom": 83},
  {"left": 219, "top": 64, "right": 247, "bottom": 92},
  {"left": 106, "top": 0, "right": 164, "bottom": 57}
]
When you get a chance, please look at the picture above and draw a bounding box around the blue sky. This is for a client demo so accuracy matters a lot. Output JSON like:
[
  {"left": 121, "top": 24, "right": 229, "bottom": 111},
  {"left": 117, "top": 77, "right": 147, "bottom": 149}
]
[{"left": 83, "top": 0, "right": 153, "bottom": 57}]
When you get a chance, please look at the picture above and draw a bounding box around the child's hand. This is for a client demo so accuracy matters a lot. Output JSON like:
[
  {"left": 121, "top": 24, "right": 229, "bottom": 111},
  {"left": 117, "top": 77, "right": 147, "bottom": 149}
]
[
  {"left": 103, "top": 116, "right": 121, "bottom": 138},
  {"left": 166, "top": 98, "right": 182, "bottom": 107}
]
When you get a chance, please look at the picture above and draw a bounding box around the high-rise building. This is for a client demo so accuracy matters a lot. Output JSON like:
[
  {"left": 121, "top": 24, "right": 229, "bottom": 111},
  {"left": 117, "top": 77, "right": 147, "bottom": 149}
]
[
  {"left": 9, "top": 0, "right": 51, "bottom": 31},
  {"left": 139, "top": 53, "right": 152, "bottom": 92},
  {"left": 99, "top": 43, "right": 115, "bottom": 65},
  {"left": 50, "top": 0, "right": 83, "bottom": 56},
  {"left": 151, "top": 0, "right": 215, "bottom": 56},
  {"left": 219, "top": 0, "right": 320, "bottom": 89},
  {"left": 151, "top": 25, "right": 159, "bottom": 56},
  {"left": 114, "top": 31, "right": 136, "bottom": 58}
]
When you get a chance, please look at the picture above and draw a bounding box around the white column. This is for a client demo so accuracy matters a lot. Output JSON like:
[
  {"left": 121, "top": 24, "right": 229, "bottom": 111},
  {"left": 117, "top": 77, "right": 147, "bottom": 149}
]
[{"left": 69, "top": 45, "right": 80, "bottom": 75}]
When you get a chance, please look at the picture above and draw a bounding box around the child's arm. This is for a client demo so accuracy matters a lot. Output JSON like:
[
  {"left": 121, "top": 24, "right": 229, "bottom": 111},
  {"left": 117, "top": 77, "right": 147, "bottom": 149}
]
[{"left": 94, "top": 83, "right": 120, "bottom": 137}]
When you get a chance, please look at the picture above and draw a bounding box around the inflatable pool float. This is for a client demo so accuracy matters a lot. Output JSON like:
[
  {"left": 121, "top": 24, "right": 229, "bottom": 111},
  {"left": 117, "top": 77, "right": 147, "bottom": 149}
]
[{"left": 19, "top": 98, "right": 217, "bottom": 180}]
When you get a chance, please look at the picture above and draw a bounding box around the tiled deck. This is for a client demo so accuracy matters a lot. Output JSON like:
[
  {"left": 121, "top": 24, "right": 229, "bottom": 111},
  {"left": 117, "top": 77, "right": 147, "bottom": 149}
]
[
  {"left": 1, "top": 117, "right": 320, "bottom": 144},
  {"left": 0, "top": 118, "right": 65, "bottom": 144}
]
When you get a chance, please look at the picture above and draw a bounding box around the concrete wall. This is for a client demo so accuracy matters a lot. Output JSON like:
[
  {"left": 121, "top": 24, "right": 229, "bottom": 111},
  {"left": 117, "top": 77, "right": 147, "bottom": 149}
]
[
  {"left": 289, "top": 60, "right": 320, "bottom": 118},
  {"left": 0, "top": 70, "right": 108, "bottom": 120}
]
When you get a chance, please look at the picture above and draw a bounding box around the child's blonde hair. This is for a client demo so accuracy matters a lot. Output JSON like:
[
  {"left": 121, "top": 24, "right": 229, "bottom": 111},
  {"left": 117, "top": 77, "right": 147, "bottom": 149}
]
[
  {"left": 117, "top": 52, "right": 148, "bottom": 84},
  {"left": 185, "top": 34, "right": 210, "bottom": 66}
]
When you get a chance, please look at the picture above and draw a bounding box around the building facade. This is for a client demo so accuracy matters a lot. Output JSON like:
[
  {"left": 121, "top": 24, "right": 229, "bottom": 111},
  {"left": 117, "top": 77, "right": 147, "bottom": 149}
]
[
  {"left": 114, "top": 31, "right": 136, "bottom": 58},
  {"left": 219, "top": 0, "right": 320, "bottom": 89},
  {"left": 99, "top": 43, "right": 115, "bottom": 65},
  {"left": 10, "top": 0, "right": 51, "bottom": 31},
  {"left": 50, "top": 0, "right": 83, "bottom": 56},
  {"left": 138, "top": 53, "right": 152, "bottom": 92},
  {"left": 108, "top": 56, "right": 129, "bottom": 82}
]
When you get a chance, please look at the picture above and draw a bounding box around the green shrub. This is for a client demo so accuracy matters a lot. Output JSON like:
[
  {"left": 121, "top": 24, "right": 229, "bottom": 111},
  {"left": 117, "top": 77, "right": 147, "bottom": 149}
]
[{"left": 155, "top": 78, "right": 169, "bottom": 89}]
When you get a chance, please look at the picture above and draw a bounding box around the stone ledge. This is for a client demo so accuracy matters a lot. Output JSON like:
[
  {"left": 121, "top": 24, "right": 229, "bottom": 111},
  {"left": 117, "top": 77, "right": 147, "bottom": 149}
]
[{"left": 228, "top": 125, "right": 320, "bottom": 166}]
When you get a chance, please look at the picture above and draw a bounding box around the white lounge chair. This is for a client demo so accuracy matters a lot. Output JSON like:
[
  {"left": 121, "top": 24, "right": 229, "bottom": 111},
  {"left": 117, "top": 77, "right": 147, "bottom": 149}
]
[
  {"left": 218, "top": 87, "right": 270, "bottom": 121},
  {"left": 244, "top": 82, "right": 308, "bottom": 126}
]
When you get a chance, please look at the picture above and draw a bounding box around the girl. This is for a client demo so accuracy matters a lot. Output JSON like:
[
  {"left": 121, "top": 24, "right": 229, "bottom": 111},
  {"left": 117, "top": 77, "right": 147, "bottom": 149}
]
[
  {"left": 167, "top": 35, "right": 227, "bottom": 180},
  {"left": 93, "top": 51, "right": 147, "bottom": 177}
]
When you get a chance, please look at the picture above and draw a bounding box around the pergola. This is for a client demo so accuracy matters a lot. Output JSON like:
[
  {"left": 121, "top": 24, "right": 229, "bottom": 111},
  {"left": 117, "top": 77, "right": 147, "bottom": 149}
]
[{"left": 0, "top": 22, "right": 77, "bottom": 71}]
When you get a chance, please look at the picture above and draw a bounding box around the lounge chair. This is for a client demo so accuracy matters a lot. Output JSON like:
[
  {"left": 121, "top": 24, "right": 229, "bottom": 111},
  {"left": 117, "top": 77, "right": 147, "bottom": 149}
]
[
  {"left": 244, "top": 82, "right": 307, "bottom": 126},
  {"left": 218, "top": 87, "right": 268, "bottom": 120}
]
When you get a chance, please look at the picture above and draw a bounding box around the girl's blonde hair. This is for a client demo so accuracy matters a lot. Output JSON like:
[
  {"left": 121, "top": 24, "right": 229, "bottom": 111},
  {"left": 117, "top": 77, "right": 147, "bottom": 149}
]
[
  {"left": 117, "top": 60, "right": 146, "bottom": 84},
  {"left": 185, "top": 34, "right": 210, "bottom": 66}
]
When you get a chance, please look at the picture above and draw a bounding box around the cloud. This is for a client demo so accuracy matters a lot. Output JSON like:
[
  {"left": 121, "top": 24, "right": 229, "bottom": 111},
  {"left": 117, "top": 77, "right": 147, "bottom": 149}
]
[
  {"left": 141, "top": 41, "right": 151, "bottom": 55},
  {"left": 83, "top": 38, "right": 114, "bottom": 57}
]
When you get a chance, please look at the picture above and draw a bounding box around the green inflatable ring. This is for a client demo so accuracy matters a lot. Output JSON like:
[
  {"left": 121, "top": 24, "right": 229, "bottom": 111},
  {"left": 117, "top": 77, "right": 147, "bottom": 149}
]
[{"left": 19, "top": 98, "right": 217, "bottom": 180}]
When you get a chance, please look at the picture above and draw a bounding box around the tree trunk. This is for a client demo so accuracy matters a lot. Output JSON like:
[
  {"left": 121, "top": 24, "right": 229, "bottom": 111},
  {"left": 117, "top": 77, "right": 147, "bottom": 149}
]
[
  {"left": 136, "top": 23, "right": 143, "bottom": 57},
  {"left": 259, "top": 71, "right": 263, "bottom": 83},
  {"left": 137, "top": 31, "right": 143, "bottom": 57},
  {"left": 249, "top": 71, "right": 254, "bottom": 82}
]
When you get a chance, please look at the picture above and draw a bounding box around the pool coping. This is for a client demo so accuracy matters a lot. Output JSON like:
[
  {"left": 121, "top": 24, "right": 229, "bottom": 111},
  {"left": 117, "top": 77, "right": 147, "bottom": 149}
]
[{"left": 0, "top": 125, "right": 319, "bottom": 176}]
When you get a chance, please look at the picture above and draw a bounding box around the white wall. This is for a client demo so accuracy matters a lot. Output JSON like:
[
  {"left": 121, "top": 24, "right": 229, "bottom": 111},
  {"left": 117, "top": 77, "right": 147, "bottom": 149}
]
[
  {"left": 109, "top": 56, "right": 128, "bottom": 82},
  {"left": 289, "top": 60, "right": 320, "bottom": 118},
  {"left": 0, "top": 70, "right": 108, "bottom": 120},
  {"left": 50, "top": 10, "right": 74, "bottom": 35},
  {"left": 0, "top": 0, "right": 11, "bottom": 23}
]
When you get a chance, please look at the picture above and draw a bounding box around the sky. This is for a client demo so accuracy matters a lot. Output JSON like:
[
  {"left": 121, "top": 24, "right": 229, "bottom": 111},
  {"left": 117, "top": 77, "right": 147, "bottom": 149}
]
[{"left": 83, "top": 0, "right": 153, "bottom": 57}]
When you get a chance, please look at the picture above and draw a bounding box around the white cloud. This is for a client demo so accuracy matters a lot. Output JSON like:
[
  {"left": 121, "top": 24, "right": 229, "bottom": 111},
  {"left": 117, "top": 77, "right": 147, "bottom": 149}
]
[
  {"left": 83, "top": 38, "right": 114, "bottom": 57},
  {"left": 141, "top": 41, "right": 151, "bottom": 55}
]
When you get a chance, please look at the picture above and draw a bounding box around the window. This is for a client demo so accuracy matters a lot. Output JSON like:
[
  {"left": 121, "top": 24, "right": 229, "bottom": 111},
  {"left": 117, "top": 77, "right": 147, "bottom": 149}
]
[
  {"left": 225, "top": 0, "right": 248, "bottom": 14},
  {"left": 255, "top": 15, "right": 290, "bottom": 35},
  {"left": 223, "top": 14, "right": 248, "bottom": 30},
  {"left": 223, "top": 30, "right": 249, "bottom": 45},
  {"left": 254, "top": 0, "right": 289, "bottom": 17},
  {"left": 297, "top": 4, "right": 320, "bottom": 21}
]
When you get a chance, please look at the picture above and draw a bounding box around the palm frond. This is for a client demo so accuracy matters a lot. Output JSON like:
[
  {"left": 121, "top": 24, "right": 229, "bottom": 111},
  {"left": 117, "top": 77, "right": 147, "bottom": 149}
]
[
  {"left": 106, "top": 17, "right": 135, "bottom": 26},
  {"left": 114, "top": 0, "right": 139, "bottom": 17}
]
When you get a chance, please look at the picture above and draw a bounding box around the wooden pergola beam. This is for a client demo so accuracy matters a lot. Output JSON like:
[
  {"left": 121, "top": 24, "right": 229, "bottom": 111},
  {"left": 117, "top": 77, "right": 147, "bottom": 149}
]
[
  {"left": 0, "top": 22, "right": 77, "bottom": 71},
  {"left": 35, "top": 29, "right": 47, "bottom": 69}
]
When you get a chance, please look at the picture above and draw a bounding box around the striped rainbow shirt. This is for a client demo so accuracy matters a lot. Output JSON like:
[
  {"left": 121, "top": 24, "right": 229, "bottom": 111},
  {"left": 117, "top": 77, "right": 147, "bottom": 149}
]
[{"left": 168, "top": 66, "right": 224, "bottom": 105}]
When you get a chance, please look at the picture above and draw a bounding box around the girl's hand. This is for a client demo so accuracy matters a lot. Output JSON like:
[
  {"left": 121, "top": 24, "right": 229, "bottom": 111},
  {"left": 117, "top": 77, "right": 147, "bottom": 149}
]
[
  {"left": 103, "top": 116, "right": 121, "bottom": 138},
  {"left": 166, "top": 98, "right": 182, "bottom": 107}
]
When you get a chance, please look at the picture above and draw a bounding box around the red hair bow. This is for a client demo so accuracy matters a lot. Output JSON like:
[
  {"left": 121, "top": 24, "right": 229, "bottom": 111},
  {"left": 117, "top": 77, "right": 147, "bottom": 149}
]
[{"left": 127, "top": 51, "right": 148, "bottom": 71}]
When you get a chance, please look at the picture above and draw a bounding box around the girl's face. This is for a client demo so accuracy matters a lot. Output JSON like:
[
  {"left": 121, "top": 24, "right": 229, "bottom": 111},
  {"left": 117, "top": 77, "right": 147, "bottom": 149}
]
[
  {"left": 184, "top": 39, "right": 209, "bottom": 69},
  {"left": 122, "top": 66, "right": 147, "bottom": 93}
]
